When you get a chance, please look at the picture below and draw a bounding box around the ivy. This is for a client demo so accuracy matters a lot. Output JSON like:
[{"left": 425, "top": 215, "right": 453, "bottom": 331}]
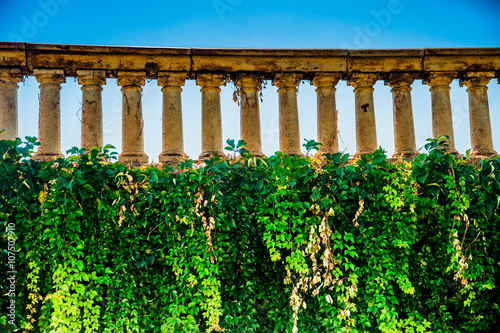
[{"left": 0, "top": 137, "right": 499, "bottom": 332}]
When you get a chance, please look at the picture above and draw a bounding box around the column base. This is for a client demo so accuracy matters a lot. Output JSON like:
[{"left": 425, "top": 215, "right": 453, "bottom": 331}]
[
  {"left": 32, "top": 152, "right": 64, "bottom": 161},
  {"left": 199, "top": 150, "right": 225, "bottom": 160},
  {"left": 280, "top": 150, "right": 303, "bottom": 156},
  {"left": 159, "top": 152, "right": 188, "bottom": 166},
  {"left": 392, "top": 150, "right": 418, "bottom": 160},
  {"left": 318, "top": 148, "right": 340, "bottom": 155},
  {"left": 353, "top": 150, "right": 378, "bottom": 158},
  {"left": 441, "top": 149, "right": 463, "bottom": 159},
  {"left": 246, "top": 150, "right": 265, "bottom": 157},
  {"left": 470, "top": 149, "right": 497, "bottom": 160},
  {"left": 118, "top": 152, "right": 149, "bottom": 165}
]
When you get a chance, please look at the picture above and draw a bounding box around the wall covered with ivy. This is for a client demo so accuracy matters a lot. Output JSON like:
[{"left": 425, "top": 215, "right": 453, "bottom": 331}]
[{"left": 1, "top": 137, "right": 499, "bottom": 332}]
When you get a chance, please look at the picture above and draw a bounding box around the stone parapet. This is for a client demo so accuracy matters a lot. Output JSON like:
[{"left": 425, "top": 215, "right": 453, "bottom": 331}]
[{"left": 0, "top": 42, "right": 498, "bottom": 162}]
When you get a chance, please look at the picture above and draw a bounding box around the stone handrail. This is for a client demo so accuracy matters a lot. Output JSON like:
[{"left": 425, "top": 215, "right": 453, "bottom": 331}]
[{"left": 0, "top": 42, "right": 499, "bottom": 163}]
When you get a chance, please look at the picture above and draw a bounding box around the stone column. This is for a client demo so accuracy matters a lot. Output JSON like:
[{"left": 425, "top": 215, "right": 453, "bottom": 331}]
[
  {"left": 273, "top": 73, "right": 302, "bottom": 155},
  {"left": 197, "top": 73, "right": 226, "bottom": 159},
  {"left": 423, "top": 72, "right": 459, "bottom": 154},
  {"left": 0, "top": 69, "right": 23, "bottom": 141},
  {"left": 461, "top": 71, "right": 497, "bottom": 158},
  {"left": 311, "top": 73, "right": 342, "bottom": 154},
  {"left": 33, "top": 69, "right": 65, "bottom": 161},
  {"left": 77, "top": 70, "right": 106, "bottom": 151},
  {"left": 235, "top": 73, "right": 263, "bottom": 156},
  {"left": 117, "top": 71, "right": 148, "bottom": 164},
  {"left": 157, "top": 72, "right": 187, "bottom": 164},
  {"left": 348, "top": 73, "right": 378, "bottom": 156},
  {"left": 385, "top": 73, "right": 417, "bottom": 158}
]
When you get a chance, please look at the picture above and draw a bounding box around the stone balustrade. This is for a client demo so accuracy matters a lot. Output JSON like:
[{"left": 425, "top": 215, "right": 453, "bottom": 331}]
[{"left": 0, "top": 42, "right": 499, "bottom": 163}]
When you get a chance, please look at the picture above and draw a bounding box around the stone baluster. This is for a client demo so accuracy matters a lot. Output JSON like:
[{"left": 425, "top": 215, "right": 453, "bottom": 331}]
[
  {"left": 197, "top": 73, "right": 226, "bottom": 159},
  {"left": 385, "top": 73, "right": 417, "bottom": 158},
  {"left": 0, "top": 69, "right": 23, "bottom": 140},
  {"left": 157, "top": 72, "right": 188, "bottom": 164},
  {"left": 273, "top": 73, "right": 302, "bottom": 155},
  {"left": 311, "top": 73, "right": 342, "bottom": 154},
  {"left": 33, "top": 69, "right": 65, "bottom": 161},
  {"left": 461, "top": 71, "right": 497, "bottom": 158},
  {"left": 77, "top": 70, "right": 106, "bottom": 151},
  {"left": 423, "top": 72, "right": 459, "bottom": 154},
  {"left": 348, "top": 73, "right": 378, "bottom": 156},
  {"left": 117, "top": 71, "right": 148, "bottom": 164},
  {"left": 235, "top": 73, "right": 263, "bottom": 156}
]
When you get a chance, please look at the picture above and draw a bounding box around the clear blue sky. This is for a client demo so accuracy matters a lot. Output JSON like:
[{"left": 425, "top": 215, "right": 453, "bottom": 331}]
[{"left": 1, "top": 0, "right": 499, "bottom": 160}]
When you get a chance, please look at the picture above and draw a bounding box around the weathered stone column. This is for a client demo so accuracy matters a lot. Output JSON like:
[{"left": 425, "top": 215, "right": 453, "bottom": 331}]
[
  {"left": 77, "top": 70, "right": 106, "bottom": 151},
  {"left": 273, "top": 73, "right": 302, "bottom": 155},
  {"left": 0, "top": 69, "right": 23, "bottom": 140},
  {"left": 235, "top": 73, "right": 263, "bottom": 156},
  {"left": 33, "top": 69, "right": 65, "bottom": 161},
  {"left": 158, "top": 72, "right": 187, "bottom": 164},
  {"left": 311, "top": 73, "right": 342, "bottom": 154},
  {"left": 197, "top": 73, "right": 226, "bottom": 159},
  {"left": 385, "top": 73, "right": 417, "bottom": 158},
  {"left": 461, "top": 71, "right": 497, "bottom": 158},
  {"left": 348, "top": 73, "right": 378, "bottom": 156},
  {"left": 423, "top": 72, "right": 459, "bottom": 154},
  {"left": 117, "top": 71, "right": 148, "bottom": 164}
]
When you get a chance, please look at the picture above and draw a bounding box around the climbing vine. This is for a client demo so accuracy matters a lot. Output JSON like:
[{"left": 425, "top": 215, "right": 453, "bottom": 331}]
[{"left": 0, "top": 136, "right": 499, "bottom": 332}]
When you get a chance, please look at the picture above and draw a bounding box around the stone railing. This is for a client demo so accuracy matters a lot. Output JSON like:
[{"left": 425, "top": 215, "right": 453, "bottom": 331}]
[{"left": 0, "top": 42, "right": 499, "bottom": 164}]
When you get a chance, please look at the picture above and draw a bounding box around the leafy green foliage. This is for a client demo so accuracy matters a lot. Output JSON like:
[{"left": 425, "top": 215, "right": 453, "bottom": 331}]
[
  {"left": 302, "top": 139, "right": 322, "bottom": 156},
  {"left": 224, "top": 139, "right": 249, "bottom": 159},
  {"left": 0, "top": 137, "right": 499, "bottom": 332}
]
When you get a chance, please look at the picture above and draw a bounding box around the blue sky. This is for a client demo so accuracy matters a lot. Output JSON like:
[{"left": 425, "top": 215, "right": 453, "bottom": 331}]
[{"left": 1, "top": 0, "right": 499, "bottom": 160}]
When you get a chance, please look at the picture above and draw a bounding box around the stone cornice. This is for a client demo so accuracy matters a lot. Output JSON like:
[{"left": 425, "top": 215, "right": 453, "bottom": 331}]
[{"left": 0, "top": 43, "right": 498, "bottom": 80}]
